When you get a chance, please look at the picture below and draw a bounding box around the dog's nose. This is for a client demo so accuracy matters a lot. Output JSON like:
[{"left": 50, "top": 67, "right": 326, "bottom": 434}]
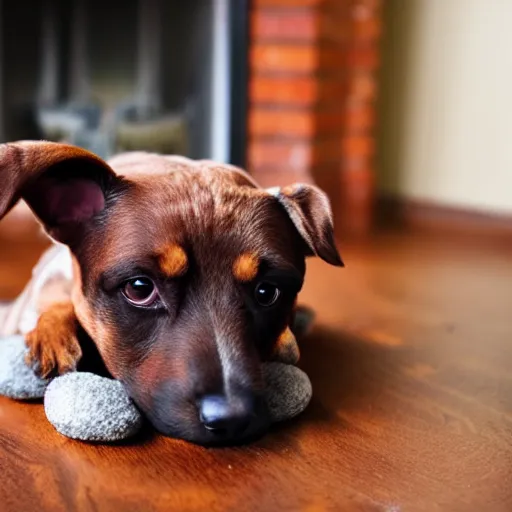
[{"left": 199, "top": 394, "right": 254, "bottom": 437}]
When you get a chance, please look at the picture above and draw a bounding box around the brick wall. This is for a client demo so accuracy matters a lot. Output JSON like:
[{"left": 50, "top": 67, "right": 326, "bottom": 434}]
[{"left": 247, "top": 0, "right": 383, "bottom": 236}]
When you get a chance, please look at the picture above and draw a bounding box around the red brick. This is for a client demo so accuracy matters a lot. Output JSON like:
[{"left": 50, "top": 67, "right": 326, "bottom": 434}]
[
  {"left": 318, "top": 13, "right": 350, "bottom": 43},
  {"left": 309, "top": 165, "right": 343, "bottom": 216},
  {"left": 352, "top": 16, "right": 382, "bottom": 42},
  {"left": 253, "top": 0, "right": 325, "bottom": 6},
  {"left": 250, "top": 168, "right": 315, "bottom": 189},
  {"left": 252, "top": 10, "right": 319, "bottom": 42},
  {"left": 249, "top": 109, "right": 313, "bottom": 137},
  {"left": 248, "top": 140, "right": 311, "bottom": 172},
  {"left": 345, "top": 45, "right": 379, "bottom": 70},
  {"left": 250, "top": 77, "right": 317, "bottom": 105},
  {"left": 248, "top": 138, "right": 341, "bottom": 172},
  {"left": 347, "top": 73, "right": 377, "bottom": 102},
  {"left": 350, "top": 0, "right": 383, "bottom": 19},
  {"left": 314, "top": 110, "right": 345, "bottom": 134},
  {"left": 251, "top": 44, "right": 318, "bottom": 73},
  {"left": 317, "top": 79, "right": 348, "bottom": 104},
  {"left": 316, "top": 45, "right": 346, "bottom": 70},
  {"left": 251, "top": 10, "right": 352, "bottom": 44},
  {"left": 251, "top": 44, "right": 346, "bottom": 73},
  {"left": 250, "top": 76, "right": 346, "bottom": 106},
  {"left": 341, "top": 167, "right": 375, "bottom": 201},
  {"left": 249, "top": 108, "right": 343, "bottom": 137},
  {"left": 339, "top": 167, "right": 375, "bottom": 235},
  {"left": 341, "top": 135, "right": 375, "bottom": 159},
  {"left": 344, "top": 104, "right": 375, "bottom": 132},
  {"left": 312, "top": 138, "right": 343, "bottom": 165},
  {"left": 341, "top": 156, "right": 368, "bottom": 172}
]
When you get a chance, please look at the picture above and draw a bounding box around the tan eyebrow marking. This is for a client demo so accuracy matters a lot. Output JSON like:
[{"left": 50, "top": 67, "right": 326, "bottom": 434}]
[
  {"left": 233, "top": 252, "right": 259, "bottom": 282},
  {"left": 158, "top": 244, "right": 188, "bottom": 277}
]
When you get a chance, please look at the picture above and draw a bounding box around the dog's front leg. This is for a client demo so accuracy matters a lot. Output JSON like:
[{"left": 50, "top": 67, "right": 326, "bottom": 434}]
[{"left": 25, "top": 301, "right": 82, "bottom": 378}]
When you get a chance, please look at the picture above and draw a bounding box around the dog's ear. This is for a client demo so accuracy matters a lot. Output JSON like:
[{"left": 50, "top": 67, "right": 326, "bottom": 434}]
[
  {"left": 0, "top": 141, "right": 120, "bottom": 246},
  {"left": 267, "top": 183, "right": 343, "bottom": 267}
]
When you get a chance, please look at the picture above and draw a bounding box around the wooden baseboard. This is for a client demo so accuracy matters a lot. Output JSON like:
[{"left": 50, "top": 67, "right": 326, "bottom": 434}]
[{"left": 377, "top": 195, "right": 512, "bottom": 237}]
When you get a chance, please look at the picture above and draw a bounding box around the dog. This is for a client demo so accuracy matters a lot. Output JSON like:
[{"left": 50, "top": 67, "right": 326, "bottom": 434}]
[{"left": 0, "top": 141, "right": 343, "bottom": 445}]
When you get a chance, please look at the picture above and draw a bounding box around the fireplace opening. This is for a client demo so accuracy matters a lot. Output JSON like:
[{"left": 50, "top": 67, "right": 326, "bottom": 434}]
[{"left": 0, "top": 0, "right": 249, "bottom": 166}]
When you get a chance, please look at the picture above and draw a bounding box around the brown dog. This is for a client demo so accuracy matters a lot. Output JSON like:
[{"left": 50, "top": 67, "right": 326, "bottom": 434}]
[{"left": 0, "top": 141, "right": 342, "bottom": 445}]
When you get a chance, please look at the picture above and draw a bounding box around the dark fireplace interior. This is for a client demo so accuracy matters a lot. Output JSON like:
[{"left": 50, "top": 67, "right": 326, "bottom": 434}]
[{"left": 0, "top": 0, "right": 248, "bottom": 165}]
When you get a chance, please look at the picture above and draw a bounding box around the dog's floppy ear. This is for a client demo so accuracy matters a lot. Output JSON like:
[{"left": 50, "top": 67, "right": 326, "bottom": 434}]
[
  {"left": 267, "top": 183, "right": 343, "bottom": 267},
  {"left": 0, "top": 141, "right": 119, "bottom": 246}
]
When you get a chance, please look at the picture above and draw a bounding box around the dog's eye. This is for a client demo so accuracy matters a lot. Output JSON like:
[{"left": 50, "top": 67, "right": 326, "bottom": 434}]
[
  {"left": 123, "top": 277, "right": 159, "bottom": 306},
  {"left": 254, "top": 282, "right": 281, "bottom": 307}
]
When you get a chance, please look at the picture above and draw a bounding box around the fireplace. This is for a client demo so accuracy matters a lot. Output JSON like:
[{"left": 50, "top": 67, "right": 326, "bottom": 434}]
[
  {"left": 0, "top": 0, "right": 249, "bottom": 165},
  {"left": 1, "top": 0, "right": 383, "bottom": 237}
]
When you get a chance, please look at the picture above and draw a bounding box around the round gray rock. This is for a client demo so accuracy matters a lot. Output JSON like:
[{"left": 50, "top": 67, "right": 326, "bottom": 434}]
[
  {"left": 44, "top": 372, "right": 143, "bottom": 442},
  {"left": 0, "top": 335, "right": 49, "bottom": 399},
  {"left": 263, "top": 362, "right": 313, "bottom": 422}
]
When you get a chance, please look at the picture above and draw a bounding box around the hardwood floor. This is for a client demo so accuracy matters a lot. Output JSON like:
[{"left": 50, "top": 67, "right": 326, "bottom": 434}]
[{"left": 0, "top": 227, "right": 512, "bottom": 511}]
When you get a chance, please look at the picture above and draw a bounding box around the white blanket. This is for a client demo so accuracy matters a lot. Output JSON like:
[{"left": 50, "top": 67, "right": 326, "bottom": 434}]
[{"left": 0, "top": 244, "right": 73, "bottom": 336}]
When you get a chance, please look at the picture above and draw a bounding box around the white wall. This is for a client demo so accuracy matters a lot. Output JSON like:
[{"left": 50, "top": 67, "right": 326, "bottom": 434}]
[{"left": 377, "top": 0, "right": 512, "bottom": 214}]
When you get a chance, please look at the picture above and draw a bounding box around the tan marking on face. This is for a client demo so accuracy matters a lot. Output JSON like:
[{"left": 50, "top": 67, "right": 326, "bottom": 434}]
[
  {"left": 232, "top": 252, "right": 259, "bottom": 282},
  {"left": 158, "top": 244, "right": 188, "bottom": 277},
  {"left": 271, "top": 327, "right": 300, "bottom": 364}
]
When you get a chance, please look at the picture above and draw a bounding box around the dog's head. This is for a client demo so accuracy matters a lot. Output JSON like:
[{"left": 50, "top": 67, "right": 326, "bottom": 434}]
[{"left": 0, "top": 141, "right": 342, "bottom": 445}]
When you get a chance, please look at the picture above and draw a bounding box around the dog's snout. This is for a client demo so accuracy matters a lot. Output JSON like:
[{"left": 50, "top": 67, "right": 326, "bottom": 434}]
[{"left": 199, "top": 393, "right": 254, "bottom": 438}]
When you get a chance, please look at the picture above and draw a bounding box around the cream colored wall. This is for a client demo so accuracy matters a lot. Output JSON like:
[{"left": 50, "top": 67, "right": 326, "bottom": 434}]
[{"left": 377, "top": 0, "right": 512, "bottom": 214}]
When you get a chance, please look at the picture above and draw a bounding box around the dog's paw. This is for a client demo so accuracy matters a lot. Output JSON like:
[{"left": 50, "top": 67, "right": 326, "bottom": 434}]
[{"left": 24, "top": 302, "right": 82, "bottom": 378}]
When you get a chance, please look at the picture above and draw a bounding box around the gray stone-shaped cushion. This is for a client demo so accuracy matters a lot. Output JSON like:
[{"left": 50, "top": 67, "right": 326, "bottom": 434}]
[
  {"left": 44, "top": 372, "right": 143, "bottom": 442},
  {"left": 263, "top": 362, "right": 313, "bottom": 422},
  {"left": 0, "top": 335, "right": 48, "bottom": 399}
]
